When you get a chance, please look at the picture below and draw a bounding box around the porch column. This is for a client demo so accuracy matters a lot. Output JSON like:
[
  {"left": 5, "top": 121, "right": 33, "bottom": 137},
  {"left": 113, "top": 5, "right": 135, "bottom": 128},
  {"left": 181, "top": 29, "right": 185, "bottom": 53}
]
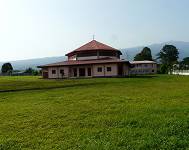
[
  {"left": 85, "top": 67, "right": 88, "bottom": 77},
  {"left": 77, "top": 68, "right": 79, "bottom": 77},
  {"left": 68, "top": 67, "right": 72, "bottom": 77}
]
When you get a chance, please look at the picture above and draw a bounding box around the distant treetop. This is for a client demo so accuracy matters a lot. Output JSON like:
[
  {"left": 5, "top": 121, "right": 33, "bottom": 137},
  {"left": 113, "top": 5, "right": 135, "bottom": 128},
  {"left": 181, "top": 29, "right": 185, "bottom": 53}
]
[{"left": 134, "top": 47, "right": 153, "bottom": 61}]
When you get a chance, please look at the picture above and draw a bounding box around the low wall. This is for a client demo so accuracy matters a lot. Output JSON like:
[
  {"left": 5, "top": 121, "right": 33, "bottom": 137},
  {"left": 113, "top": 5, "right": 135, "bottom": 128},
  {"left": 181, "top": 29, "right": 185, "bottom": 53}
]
[{"left": 172, "top": 70, "right": 189, "bottom": 76}]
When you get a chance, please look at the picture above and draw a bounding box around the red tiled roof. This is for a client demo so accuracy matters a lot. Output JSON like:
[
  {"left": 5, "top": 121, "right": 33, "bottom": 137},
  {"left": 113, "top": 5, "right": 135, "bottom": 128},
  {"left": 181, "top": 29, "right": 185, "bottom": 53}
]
[
  {"left": 66, "top": 40, "right": 121, "bottom": 56},
  {"left": 38, "top": 58, "right": 129, "bottom": 68}
]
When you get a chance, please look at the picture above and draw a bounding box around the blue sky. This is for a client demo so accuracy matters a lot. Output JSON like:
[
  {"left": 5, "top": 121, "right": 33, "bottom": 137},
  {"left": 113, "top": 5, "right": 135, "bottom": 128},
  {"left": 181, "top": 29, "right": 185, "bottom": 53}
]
[{"left": 0, "top": 0, "right": 189, "bottom": 61}]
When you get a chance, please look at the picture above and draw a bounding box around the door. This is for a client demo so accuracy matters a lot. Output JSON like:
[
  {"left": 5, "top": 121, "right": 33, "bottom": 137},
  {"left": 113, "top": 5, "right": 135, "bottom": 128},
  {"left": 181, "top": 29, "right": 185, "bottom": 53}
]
[
  {"left": 88, "top": 68, "right": 91, "bottom": 76},
  {"left": 118, "top": 64, "right": 123, "bottom": 76},
  {"left": 43, "top": 71, "right": 48, "bottom": 79},
  {"left": 79, "top": 68, "right": 86, "bottom": 77},
  {"left": 73, "top": 68, "right": 77, "bottom": 77}
]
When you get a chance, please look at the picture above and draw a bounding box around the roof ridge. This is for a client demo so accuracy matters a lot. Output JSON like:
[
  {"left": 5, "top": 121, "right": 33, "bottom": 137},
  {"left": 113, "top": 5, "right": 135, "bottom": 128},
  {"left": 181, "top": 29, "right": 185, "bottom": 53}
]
[{"left": 66, "top": 40, "right": 120, "bottom": 56}]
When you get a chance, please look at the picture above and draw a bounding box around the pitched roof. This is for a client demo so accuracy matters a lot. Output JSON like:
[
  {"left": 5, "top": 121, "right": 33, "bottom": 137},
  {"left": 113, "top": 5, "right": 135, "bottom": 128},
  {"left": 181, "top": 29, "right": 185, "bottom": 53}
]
[
  {"left": 38, "top": 58, "right": 129, "bottom": 68},
  {"left": 66, "top": 40, "right": 121, "bottom": 56}
]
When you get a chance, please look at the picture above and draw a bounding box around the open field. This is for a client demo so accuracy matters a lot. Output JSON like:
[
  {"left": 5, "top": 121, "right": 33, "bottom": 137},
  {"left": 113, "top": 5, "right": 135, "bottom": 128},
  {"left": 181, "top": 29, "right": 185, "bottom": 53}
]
[{"left": 0, "top": 75, "right": 189, "bottom": 149}]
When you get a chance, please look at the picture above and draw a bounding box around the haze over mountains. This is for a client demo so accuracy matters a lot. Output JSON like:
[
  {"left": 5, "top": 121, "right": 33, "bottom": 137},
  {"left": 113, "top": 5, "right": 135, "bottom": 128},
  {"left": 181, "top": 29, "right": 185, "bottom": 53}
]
[
  {"left": 0, "top": 41, "right": 189, "bottom": 70},
  {"left": 121, "top": 41, "right": 189, "bottom": 61},
  {"left": 0, "top": 56, "right": 66, "bottom": 70}
]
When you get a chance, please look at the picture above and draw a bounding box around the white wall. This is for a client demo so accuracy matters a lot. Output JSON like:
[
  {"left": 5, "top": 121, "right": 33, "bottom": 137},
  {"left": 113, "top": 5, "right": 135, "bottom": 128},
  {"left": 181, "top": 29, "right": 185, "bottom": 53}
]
[
  {"left": 48, "top": 67, "right": 58, "bottom": 79},
  {"left": 77, "top": 56, "right": 118, "bottom": 60},
  {"left": 58, "top": 67, "right": 69, "bottom": 78},
  {"left": 92, "top": 64, "right": 118, "bottom": 77},
  {"left": 99, "top": 56, "right": 118, "bottom": 59},
  {"left": 46, "top": 63, "right": 130, "bottom": 78},
  {"left": 77, "top": 56, "right": 98, "bottom": 60},
  {"left": 48, "top": 67, "right": 69, "bottom": 79},
  {"left": 172, "top": 70, "right": 189, "bottom": 76},
  {"left": 123, "top": 64, "right": 130, "bottom": 76},
  {"left": 130, "top": 63, "right": 157, "bottom": 75}
]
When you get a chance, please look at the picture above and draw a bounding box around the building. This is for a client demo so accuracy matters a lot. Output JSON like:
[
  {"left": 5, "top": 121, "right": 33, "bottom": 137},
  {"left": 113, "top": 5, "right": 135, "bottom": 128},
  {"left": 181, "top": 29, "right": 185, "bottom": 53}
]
[
  {"left": 130, "top": 61, "right": 157, "bottom": 75},
  {"left": 38, "top": 40, "right": 157, "bottom": 79},
  {"left": 38, "top": 40, "right": 131, "bottom": 79}
]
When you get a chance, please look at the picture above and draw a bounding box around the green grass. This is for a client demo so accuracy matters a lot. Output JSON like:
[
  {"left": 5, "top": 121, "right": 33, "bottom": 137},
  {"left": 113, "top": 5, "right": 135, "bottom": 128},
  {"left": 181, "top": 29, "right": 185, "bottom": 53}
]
[{"left": 0, "top": 75, "right": 189, "bottom": 149}]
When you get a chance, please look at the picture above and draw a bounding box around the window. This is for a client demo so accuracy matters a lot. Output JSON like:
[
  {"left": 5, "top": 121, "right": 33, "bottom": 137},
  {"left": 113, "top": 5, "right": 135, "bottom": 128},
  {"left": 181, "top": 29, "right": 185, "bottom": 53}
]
[
  {"left": 77, "top": 52, "right": 97, "bottom": 57},
  {"left": 60, "top": 69, "right": 64, "bottom": 74},
  {"left": 97, "top": 67, "right": 102, "bottom": 72},
  {"left": 99, "top": 51, "right": 116, "bottom": 57},
  {"left": 52, "top": 70, "right": 56, "bottom": 74},
  {"left": 79, "top": 68, "right": 85, "bottom": 77},
  {"left": 107, "top": 67, "right": 112, "bottom": 72}
]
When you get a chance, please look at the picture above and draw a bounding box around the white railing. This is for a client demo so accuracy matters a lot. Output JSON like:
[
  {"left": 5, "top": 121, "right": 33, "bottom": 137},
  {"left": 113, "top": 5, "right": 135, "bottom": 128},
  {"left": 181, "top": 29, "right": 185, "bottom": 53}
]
[{"left": 172, "top": 70, "right": 189, "bottom": 76}]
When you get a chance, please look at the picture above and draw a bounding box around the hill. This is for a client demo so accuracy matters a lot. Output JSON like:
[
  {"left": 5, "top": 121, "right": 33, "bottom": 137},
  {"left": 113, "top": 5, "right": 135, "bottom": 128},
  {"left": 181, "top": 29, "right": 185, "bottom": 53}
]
[
  {"left": 0, "top": 56, "right": 66, "bottom": 70},
  {"left": 121, "top": 41, "right": 189, "bottom": 60},
  {"left": 0, "top": 41, "right": 189, "bottom": 70}
]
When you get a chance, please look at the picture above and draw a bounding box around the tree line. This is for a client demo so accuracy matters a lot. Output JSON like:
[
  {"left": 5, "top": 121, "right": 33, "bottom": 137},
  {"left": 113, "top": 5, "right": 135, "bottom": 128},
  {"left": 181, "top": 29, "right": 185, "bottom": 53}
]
[
  {"left": 1, "top": 45, "right": 188, "bottom": 75},
  {"left": 0, "top": 63, "right": 40, "bottom": 76},
  {"left": 134, "top": 45, "right": 189, "bottom": 74}
]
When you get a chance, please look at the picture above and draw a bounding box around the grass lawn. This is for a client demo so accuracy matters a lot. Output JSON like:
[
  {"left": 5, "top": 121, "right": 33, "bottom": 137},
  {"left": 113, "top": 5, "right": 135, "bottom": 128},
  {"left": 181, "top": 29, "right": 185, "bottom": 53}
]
[{"left": 0, "top": 75, "right": 189, "bottom": 149}]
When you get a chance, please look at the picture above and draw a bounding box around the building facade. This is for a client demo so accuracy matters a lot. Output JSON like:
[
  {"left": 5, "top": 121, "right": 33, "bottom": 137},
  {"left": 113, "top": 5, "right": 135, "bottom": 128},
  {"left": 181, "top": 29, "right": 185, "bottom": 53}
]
[
  {"left": 39, "top": 40, "right": 131, "bottom": 79},
  {"left": 130, "top": 61, "right": 157, "bottom": 75},
  {"left": 38, "top": 40, "right": 157, "bottom": 79}
]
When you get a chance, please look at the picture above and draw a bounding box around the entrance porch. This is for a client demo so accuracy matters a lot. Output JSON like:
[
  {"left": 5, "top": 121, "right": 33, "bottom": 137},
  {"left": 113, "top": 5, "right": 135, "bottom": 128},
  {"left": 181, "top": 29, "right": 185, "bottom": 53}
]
[{"left": 69, "top": 66, "right": 92, "bottom": 78}]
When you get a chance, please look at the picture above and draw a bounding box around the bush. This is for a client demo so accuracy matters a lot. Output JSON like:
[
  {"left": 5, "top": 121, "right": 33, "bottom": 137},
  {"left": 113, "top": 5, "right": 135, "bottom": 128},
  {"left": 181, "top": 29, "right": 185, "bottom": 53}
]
[{"left": 159, "top": 64, "right": 169, "bottom": 74}]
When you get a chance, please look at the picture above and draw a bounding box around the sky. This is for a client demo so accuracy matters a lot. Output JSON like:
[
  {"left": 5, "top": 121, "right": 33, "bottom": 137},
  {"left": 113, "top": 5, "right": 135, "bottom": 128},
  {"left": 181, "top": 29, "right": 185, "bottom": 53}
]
[{"left": 0, "top": 0, "right": 189, "bottom": 61}]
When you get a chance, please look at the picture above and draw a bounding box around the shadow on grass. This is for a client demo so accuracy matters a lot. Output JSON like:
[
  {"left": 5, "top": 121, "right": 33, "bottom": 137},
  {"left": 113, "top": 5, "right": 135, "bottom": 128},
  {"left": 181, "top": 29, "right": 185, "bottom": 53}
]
[
  {"left": 128, "top": 75, "right": 158, "bottom": 78},
  {"left": 0, "top": 82, "right": 109, "bottom": 93},
  {"left": 0, "top": 75, "right": 159, "bottom": 93}
]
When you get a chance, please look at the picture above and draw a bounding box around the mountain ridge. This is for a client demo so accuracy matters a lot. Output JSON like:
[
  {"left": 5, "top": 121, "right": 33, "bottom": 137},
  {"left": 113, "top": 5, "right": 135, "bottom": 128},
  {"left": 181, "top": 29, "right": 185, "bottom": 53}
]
[
  {"left": 0, "top": 41, "right": 189, "bottom": 70},
  {"left": 121, "top": 41, "right": 189, "bottom": 60}
]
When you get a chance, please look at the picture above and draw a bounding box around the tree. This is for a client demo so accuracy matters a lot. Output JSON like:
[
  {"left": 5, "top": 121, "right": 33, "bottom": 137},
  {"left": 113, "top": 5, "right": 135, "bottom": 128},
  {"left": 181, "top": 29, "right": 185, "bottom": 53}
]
[
  {"left": 1, "top": 63, "right": 13, "bottom": 75},
  {"left": 134, "top": 53, "right": 142, "bottom": 61},
  {"left": 134, "top": 47, "right": 152, "bottom": 61},
  {"left": 25, "top": 68, "right": 39, "bottom": 76},
  {"left": 181, "top": 57, "right": 189, "bottom": 65},
  {"left": 157, "top": 45, "right": 179, "bottom": 73},
  {"left": 179, "top": 57, "right": 189, "bottom": 70},
  {"left": 32, "top": 70, "right": 39, "bottom": 76},
  {"left": 25, "top": 68, "right": 34, "bottom": 74},
  {"left": 159, "top": 64, "right": 169, "bottom": 74}
]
